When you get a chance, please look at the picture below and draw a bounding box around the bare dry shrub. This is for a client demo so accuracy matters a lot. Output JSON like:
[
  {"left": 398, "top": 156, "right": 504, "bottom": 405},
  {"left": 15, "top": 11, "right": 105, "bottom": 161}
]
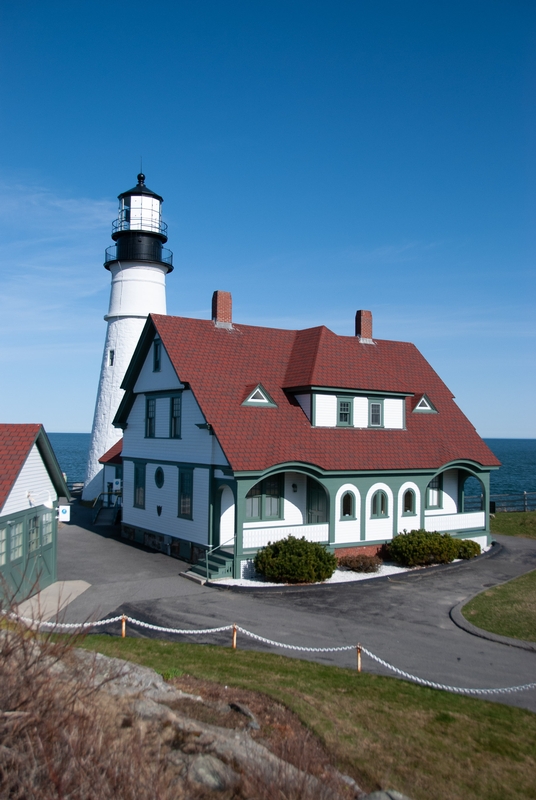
[{"left": 0, "top": 604, "right": 178, "bottom": 800}]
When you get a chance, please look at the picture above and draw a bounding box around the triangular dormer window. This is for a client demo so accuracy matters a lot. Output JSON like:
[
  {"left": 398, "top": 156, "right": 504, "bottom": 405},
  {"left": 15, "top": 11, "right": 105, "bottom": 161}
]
[
  {"left": 242, "top": 384, "right": 277, "bottom": 408},
  {"left": 413, "top": 394, "right": 437, "bottom": 413}
]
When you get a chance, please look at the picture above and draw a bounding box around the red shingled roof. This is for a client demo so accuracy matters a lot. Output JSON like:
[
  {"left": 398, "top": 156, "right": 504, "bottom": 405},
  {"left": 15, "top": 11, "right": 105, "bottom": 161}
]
[
  {"left": 99, "top": 438, "right": 123, "bottom": 465},
  {"left": 148, "top": 315, "right": 500, "bottom": 474},
  {"left": 0, "top": 424, "right": 44, "bottom": 511}
]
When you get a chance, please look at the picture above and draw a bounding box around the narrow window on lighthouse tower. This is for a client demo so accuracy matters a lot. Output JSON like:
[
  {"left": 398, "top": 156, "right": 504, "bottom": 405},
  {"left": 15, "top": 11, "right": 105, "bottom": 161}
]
[{"left": 109, "top": 349, "right": 115, "bottom": 366}]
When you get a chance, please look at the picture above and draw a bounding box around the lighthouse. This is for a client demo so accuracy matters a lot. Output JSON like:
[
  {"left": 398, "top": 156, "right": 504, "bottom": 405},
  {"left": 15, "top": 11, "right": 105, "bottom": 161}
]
[{"left": 82, "top": 174, "right": 173, "bottom": 500}]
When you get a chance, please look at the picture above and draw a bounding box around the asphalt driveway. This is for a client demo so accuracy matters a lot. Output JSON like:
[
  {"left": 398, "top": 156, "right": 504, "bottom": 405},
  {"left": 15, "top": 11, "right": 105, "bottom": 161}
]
[{"left": 57, "top": 502, "right": 536, "bottom": 712}]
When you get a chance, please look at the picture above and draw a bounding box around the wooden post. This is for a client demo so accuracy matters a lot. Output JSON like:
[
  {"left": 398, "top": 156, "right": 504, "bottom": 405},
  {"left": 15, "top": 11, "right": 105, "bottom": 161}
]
[
  {"left": 356, "top": 644, "right": 362, "bottom": 673},
  {"left": 232, "top": 624, "right": 237, "bottom": 650},
  {"left": 121, "top": 614, "right": 126, "bottom": 639}
]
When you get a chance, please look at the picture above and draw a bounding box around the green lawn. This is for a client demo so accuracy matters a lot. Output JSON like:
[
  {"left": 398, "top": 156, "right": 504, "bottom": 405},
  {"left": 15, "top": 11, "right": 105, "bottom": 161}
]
[
  {"left": 490, "top": 511, "right": 536, "bottom": 539},
  {"left": 462, "top": 569, "right": 536, "bottom": 642},
  {"left": 78, "top": 635, "right": 536, "bottom": 800}
]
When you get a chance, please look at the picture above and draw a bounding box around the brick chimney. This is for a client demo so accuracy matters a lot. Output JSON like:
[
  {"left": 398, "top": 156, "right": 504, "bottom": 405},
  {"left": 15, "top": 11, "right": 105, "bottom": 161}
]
[
  {"left": 212, "top": 290, "right": 233, "bottom": 328},
  {"left": 355, "top": 309, "right": 373, "bottom": 341}
]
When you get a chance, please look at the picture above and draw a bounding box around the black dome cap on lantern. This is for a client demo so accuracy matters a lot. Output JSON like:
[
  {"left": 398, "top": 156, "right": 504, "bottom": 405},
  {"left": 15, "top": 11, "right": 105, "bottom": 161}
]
[{"left": 117, "top": 173, "right": 163, "bottom": 203}]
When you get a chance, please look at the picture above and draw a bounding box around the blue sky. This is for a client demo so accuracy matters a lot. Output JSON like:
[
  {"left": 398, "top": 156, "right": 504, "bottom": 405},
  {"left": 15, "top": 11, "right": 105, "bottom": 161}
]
[{"left": 0, "top": 1, "right": 534, "bottom": 437}]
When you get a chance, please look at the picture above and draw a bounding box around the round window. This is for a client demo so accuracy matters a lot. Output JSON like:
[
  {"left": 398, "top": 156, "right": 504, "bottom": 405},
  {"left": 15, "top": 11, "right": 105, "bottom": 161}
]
[{"left": 154, "top": 467, "right": 165, "bottom": 488}]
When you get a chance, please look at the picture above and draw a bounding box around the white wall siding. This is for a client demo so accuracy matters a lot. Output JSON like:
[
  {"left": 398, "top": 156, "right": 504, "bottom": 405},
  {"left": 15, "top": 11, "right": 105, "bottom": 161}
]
[
  {"left": 424, "top": 511, "right": 485, "bottom": 533},
  {"left": 2, "top": 445, "right": 58, "bottom": 515},
  {"left": 283, "top": 472, "right": 306, "bottom": 525},
  {"left": 384, "top": 398, "right": 404, "bottom": 429},
  {"left": 464, "top": 535, "right": 488, "bottom": 549},
  {"left": 396, "top": 481, "right": 421, "bottom": 534},
  {"left": 334, "top": 483, "right": 361, "bottom": 543},
  {"left": 365, "top": 482, "right": 394, "bottom": 541},
  {"left": 122, "top": 392, "right": 229, "bottom": 466},
  {"left": 134, "top": 341, "right": 183, "bottom": 394},
  {"left": 425, "top": 469, "right": 458, "bottom": 515},
  {"left": 353, "top": 397, "right": 368, "bottom": 428},
  {"left": 315, "top": 395, "right": 337, "bottom": 427},
  {"left": 295, "top": 394, "right": 311, "bottom": 421},
  {"left": 123, "top": 461, "right": 210, "bottom": 545},
  {"left": 243, "top": 523, "right": 328, "bottom": 550},
  {"left": 219, "top": 486, "right": 235, "bottom": 543}
]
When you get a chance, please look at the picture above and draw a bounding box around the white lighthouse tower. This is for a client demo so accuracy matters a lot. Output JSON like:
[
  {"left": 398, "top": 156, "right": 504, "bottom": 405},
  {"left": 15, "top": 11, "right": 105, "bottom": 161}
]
[{"left": 82, "top": 174, "right": 173, "bottom": 500}]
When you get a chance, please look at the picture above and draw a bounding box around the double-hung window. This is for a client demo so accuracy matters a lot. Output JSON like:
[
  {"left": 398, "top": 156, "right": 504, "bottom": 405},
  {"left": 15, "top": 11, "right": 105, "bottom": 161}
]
[
  {"left": 369, "top": 401, "right": 382, "bottom": 427},
  {"left": 337, "top": 398, "right": 353, "bottom": 427},
  {"left": 134, "top": 463, "right": 146, "bottom": 509},
  {"left": 178, "top": 468, "right": 193, "bottom": 519},
  {"left": 170, "top": 395, "right": 181, "bottom": 438},
  {"left": 145, "top": 398, "right": 156, "bottom": 438}
]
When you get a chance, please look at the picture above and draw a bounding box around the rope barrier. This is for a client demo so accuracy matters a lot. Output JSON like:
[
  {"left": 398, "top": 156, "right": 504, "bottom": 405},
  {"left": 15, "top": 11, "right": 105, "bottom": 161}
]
[{"left": 6, "top": 611, "right": 536, "bottom": 696}]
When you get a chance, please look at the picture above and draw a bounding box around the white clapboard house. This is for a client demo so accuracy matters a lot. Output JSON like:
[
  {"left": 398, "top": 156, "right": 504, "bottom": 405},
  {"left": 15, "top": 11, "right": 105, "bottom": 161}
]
[
  {"left": 112, "top": 291, "right": 500, "bottom": 580},
  {"left": 0, "top": 425, "right": 69, "bottom": 599}
]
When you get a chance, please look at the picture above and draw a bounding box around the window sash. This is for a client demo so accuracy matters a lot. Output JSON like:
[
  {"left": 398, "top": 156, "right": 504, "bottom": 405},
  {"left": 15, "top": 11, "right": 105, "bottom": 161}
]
[
  {"left": 10, "top": 522, "right": 24, "bottom": 561},
  {"left": 0, "top": 528, "right": 6, "bottom": 566},
  {"left": 41, "top": 512, "right": 53, "bottom": 546},
  {"left": 371, "top": 491, "right": 388, "bottom": 518},
  {"left": 426, "top": 477, "right": 441, "bottom": 508},
  {"left": 153, "top": 340, "right": 161, "bottom": 372},
  {"left": 370, "top": 402, "right": 382, "bottom": 426},
  {"left": 245, "top": 477, "right": 282, "bottom": 521},
  {"left": 134, "top": 464, "right": 146, "bottom": 508},
  {"left": 170, "top": 395, "right": 181, "bottom": 438},
  {"left": 28, "top": 516, "right": 40, "bottom": 553},
  {"left": 403, "top": 490, "right": 416, "bottom": 515},
  {"left": 145, "top": 398, "right": 156, "bottom": 438},
  {"left": 337, "top": 398, "right": 352, "bottom": 426},
  {"left": 179, "top": 469, "right": 193, "bottom": 518},
  {"left": 341, "top": 492, "right": 354, "bottom": 518}
]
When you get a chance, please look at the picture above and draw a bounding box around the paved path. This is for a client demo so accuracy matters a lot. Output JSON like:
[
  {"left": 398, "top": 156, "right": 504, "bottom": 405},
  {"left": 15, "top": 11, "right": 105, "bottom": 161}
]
[{"left": 56, "top": 503, "right": 536, "bottom": 712}]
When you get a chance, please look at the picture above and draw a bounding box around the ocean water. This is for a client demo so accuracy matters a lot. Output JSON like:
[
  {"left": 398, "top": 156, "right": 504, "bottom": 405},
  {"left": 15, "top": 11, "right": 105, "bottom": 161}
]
[
  {"left": 46, "top": 433, "right": 535, "bottom": 495},
  {"left": 484, "top": 439, "right": 536, "bottom": 495},
  {"left": 48, "top": 432, "right": 91, "bottom": 485}
]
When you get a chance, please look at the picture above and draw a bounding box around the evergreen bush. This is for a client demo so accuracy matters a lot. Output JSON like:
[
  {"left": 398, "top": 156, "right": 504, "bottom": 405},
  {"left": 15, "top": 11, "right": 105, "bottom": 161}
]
[
  {"left": 387, "top": 529, "right": 458, "bottom": 567},
  {"left": 457, "top": 539, "right": 481, "bottom": 559},
  {"left": 254, "top": 535, "right": 338, "bottom": 583},
  {"left": 337, "top": 554, "right": 381, "bottom": 573}
]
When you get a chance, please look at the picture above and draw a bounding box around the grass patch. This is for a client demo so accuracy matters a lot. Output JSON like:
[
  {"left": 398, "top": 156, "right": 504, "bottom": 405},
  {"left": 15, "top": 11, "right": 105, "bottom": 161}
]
[
  {"left": 462, "top": 569, "right": 536, "bottom": 642},
  {"left": 491, "top": 511, "right": 536, "bottom": 539},
  {"left": 78, "top": 635, "right": 536, "bottom": 800}
]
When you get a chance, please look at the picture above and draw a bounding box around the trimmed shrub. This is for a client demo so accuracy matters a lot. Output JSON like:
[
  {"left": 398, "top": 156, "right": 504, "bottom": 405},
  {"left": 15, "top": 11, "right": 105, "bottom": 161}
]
[
  {"left": 387, "top": 529, "right": 458, "bottom": 567},
  {"left": 457, "top": 539, "right": 481, "bottom": 559},
  {"left": 254, "top": 536, "right": 337, "bottom": 584},
  {"left": 337, "top": 554, "right": 381, "bottom": 573}
]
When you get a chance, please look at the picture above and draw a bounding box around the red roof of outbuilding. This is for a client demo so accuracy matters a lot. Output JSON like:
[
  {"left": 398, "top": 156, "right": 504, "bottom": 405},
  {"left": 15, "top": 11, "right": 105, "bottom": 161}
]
[
  {"left": 136, "top": 315, "right": 500, "bottom": 474},
  {"left": 99, "top": 438, "right": 123, "bottom": 465},
  {"left": 0, "top": 424, "right": 70, "bottom": 512}
]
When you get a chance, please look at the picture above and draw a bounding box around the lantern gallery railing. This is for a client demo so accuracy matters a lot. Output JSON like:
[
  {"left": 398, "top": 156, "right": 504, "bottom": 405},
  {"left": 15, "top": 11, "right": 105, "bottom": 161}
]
[
  {"left": 104, "top": 244, "right": 174, "bottom": 267},
  {"left": 112, "top": 216, "right": 168, "bottom": 236}
]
